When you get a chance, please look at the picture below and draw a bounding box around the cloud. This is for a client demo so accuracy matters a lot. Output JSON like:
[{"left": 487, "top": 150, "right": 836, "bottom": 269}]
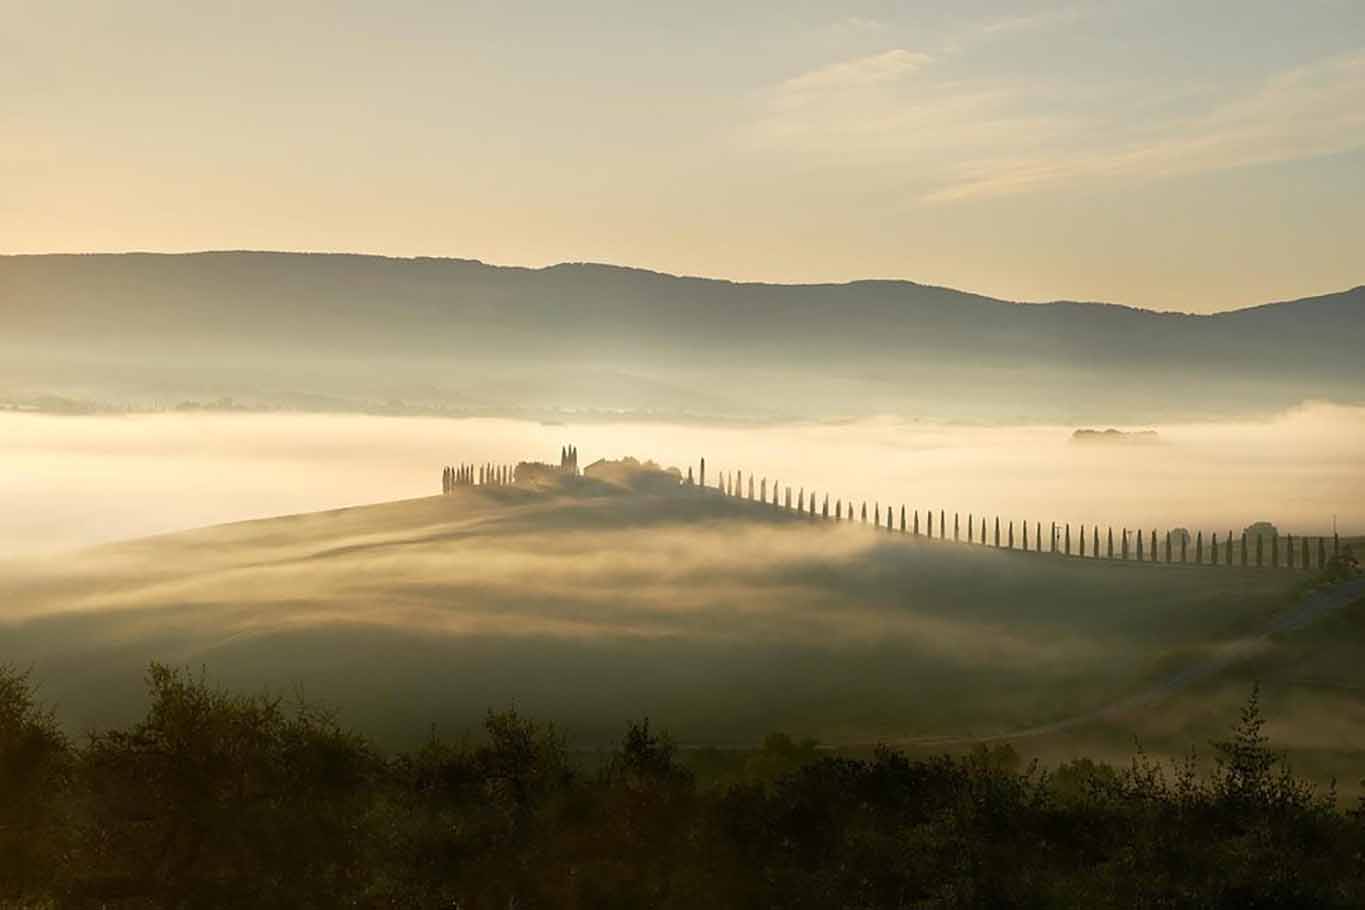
[
  {"left": 926, "top": 53, "right": 1365, "bottom": 202},
  {"left": 751, "top": 47, "right": 1365, "bottom": 204},
  {"left": 774, "top": 49, "right": 931, "bottom": 106}
]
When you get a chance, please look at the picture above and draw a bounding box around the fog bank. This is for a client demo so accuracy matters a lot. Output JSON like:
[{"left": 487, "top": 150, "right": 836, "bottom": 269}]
[{"left": 2, "top": 403, "right": 1362, "bottom": 557}]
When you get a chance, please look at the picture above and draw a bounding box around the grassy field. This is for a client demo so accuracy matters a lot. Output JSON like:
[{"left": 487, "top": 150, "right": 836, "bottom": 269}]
[
  {"left": 1, "top": 479, "right": 1308, "bottom": 750},
  {"left": 1000, "top": 582, "right": 1365, "bottom": 792}
]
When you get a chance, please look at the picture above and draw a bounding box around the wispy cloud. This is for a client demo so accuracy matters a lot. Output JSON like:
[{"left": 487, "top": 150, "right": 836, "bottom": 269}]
[
  {"left": 750, "top": 47, "right": 1365, "bottom": 204},
  {"left": 775, "top": 49, "right": 932, "bottom": 106},
  {"left": 926, "top": 52, "right": 1365, "bottom": 202}
]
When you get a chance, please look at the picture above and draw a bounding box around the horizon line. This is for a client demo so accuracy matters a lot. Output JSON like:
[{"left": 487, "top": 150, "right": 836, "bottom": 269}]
[{"left": 3, "top": 247, "right": 1361, "bottom": 317}]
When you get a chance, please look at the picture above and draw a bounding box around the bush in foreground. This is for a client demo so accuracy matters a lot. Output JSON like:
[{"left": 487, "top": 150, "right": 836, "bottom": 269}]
[{"left": 4, "top": 665, "right": 1365, "bottom": 908}]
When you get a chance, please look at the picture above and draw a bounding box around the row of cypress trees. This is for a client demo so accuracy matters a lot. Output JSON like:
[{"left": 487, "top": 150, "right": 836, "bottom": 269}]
[
  {"left": 441, "top": 463, "right": 517, "bottom": 493},
  {"left": 692, "top": 460, "right": 1345, "bottom": 571}
]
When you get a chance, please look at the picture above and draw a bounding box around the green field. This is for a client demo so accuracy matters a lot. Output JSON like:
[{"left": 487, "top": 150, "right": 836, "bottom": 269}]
[{"left": 2, "top": 480, "right": 1309, "bottom": 751}]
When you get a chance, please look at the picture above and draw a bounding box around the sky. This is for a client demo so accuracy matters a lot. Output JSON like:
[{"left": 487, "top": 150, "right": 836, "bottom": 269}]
[{"left": 4, "top": 0, "right": 1363, "bottom": 312}]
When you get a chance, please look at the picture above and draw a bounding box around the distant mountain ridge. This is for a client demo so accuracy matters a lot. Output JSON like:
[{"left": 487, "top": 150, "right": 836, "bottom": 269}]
[{"left": 1, "top": 251, "right": 1361, "bottom": 421}]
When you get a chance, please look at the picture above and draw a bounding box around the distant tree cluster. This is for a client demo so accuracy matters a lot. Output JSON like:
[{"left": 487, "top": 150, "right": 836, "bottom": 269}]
[
  {"left": 5, "top": 666, "right": 1365, "bottom": 908},
  {"left": 443, "top": 446, "right": 583, "bottom": 494}
]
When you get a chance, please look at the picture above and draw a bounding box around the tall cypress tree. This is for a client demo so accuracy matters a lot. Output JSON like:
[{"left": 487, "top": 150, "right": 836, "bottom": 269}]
[
  {"left": 1079, "top": 525, "right": 1086, "bottom": 557},
  {"left": 1107, "top": 527, "right": 1114, "bottom": 559},
  {"left": 861, "top": 502, "right": 867, "bottom": 523},
  {"left": 1212, "top": 532, "right": 1220, "bottom": 565},
  {"left": 1272, "top": 533, "right": 1279, "bottom": 568},
  {"left": 900, "top": 505, "right": 906, "bottom": 532},
  {"left": 1242, "top": 532, "right": 1249, "bottom": 567},
  {"left": 914, "top": 510, "right": 920, "bottom": 535},
  {"left": 1149, "top": 530, "right": 1156, "bottom": 562},
  {"left": 995, "top": 517, "right": 1000, "bottom": 548},
  {"left": 1136, "top": 529, "right": 1143, "bottom": 561},
  {"left": 836, "top": 499, "right": 842, "bottom": 521},
  {"left": 1302, "top": 536, "right": 1309, "bottom": 571},
  {"left": 954, "top": 513, "right": 960, "bottom": 542},
  {"left": 1009, "top": 520, "right": 1015, "bottom": 548},
  {"left": 1036, "top": 521, "right": 1042, "bottom": 553},
  {"left": 700, "top": 458, "right": 706, "bottom": 489},
  {"left": 1286, "top": 534, "right": 1294, "bottom": 569},
  {"left": 1023, "top": 521, "right": 1029, "bottom": 552},
  {"left": 1195, "top": 531, "right": 1203, "bottom": 564}
]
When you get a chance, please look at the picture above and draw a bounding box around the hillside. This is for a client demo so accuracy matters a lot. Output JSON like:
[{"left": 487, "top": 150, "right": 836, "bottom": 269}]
[
  {"left": 2, "top": 252, "right": 1361, "bottom": 421},
  {"left": 1, "top": 479, "right": 1305, "bottom": 748}
]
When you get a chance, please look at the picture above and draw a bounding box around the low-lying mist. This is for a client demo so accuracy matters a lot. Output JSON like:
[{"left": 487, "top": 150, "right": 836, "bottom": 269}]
[
  {"left": 0, "top": 487, "right": 1301, "bottom": 747},
  {"left": 2, "top": 403, "right": 1362, "bottom": 557}
]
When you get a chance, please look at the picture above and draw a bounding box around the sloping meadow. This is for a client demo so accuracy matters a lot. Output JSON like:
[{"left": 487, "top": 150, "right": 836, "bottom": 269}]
[{"left": 1, "top": 485, "right": 1301, "bottom": 747}]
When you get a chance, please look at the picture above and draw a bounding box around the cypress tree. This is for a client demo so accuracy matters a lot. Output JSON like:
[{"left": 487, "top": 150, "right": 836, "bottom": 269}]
[
  {"left": 1226, "top": 531, "right": 1233, "bottom": 566},
  {"left": 954, "top": 513, "right": 960, "bottom": 542},
  {"left": 1196, "top": 531, "right": 1203, "bottom": 564},
  {"left": 748, "top": 476, "right": 755, "bottom": 500},
  {"left": 968, "top": 514, "right": 974, "bottom": 543},
  {"left": 1079, "top": 525, "right": 1086, "bottom": 557},
  {"left": 861, "top": 502, "right": 867, "bottom": 523},
  {"left": 1165, "top": 531, "right": 1171, "bottom": 563},
  {"left": 1212, "top": 532, "right": 1220, "bottom": 565},
  {"left": 1149, "top": 530, "right": 1156, "bottom": 562},
  {"left": 1301, "top": 536, "right": 1309, "bottom": 571},
  {"left": 687, "top": 466, "right": 694, "bottom": 485},
  {"left": 1272, "top": 533, "right": 1279, "bottom": 568},
  {"left": 836, "top": 499, "right": 842, "bottom": 521},
  {"left": 1092, "top": 526, "right": 1099, "bottom": 558},
  {"left": 797, "top": 489, "right": 804, "bottom": 512},
  {"left": 1286, "top": 534, "right": 1294, "bottom": 569},
  {"left": 1256, "top": 533, "right": 1264, "bottom": 567},
  {"left": 927, "top": 510, "right": 934, "bottom": 537},
  {"left": 1242, "top": 532, "right": 1249, "bottom": 567},
  {"left": 1009, "top": 521, "right": 1015, "bottom": 548},
  {"left": 995, "top": 517, "right": 1001, "bottom": 548},
  {"left": 1136, "top": 529, "right": 1143, "bottom": 561},
  {"left": 1066, "top": 524, "right": 1072, "bottom": 556},
  {"left": 914, "top": 510, "right": 920, "bottom": 535},
  {"left": 1107, "top": 527, "right": 1114, "bottom": 559},
  {"left": 700, "top": 458, "right": 706, "bottom": 489},
  {"left": 1036, "top": 521, "right": 1042, "bottom": 553},
  {"left": 1023, "top": 521, "right": 1029, "bottom": 552},
  {"left": 940, "top": 510, "right": 946, "bottom": 540},
  {"left": 900, "top": 505, "right": 906, "bottom": 532},
  {"left": 785, "top": 487, "right": 792, "bottom": 509}
]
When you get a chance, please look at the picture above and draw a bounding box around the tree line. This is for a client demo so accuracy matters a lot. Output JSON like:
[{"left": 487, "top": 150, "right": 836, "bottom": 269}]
[
  {"left": 690, "top": 458, "right": 1357, "bottom": 572},
  {"left": 5, "top": 664, "right": 1365, "bottom": 908}
]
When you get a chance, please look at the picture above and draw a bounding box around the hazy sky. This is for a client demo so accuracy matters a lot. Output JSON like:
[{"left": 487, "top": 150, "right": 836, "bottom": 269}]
[{"left": 4, "top": 1, "right": 1363, "bottom": 311}]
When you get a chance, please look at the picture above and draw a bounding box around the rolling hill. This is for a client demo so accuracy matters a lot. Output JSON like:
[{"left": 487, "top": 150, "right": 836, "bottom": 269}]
[
  {"left": 2, "top": 252, "right": 1361, "bottom": 421},
  {"left": 1, "top": 476, "right": 1307, "bottom": 749}
]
